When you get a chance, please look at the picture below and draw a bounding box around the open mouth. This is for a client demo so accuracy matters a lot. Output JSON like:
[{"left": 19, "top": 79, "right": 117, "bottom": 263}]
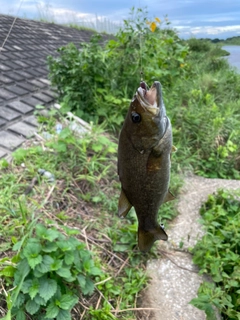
[{"left": 136, "top": 81, "right": 160, "bottom": 111}]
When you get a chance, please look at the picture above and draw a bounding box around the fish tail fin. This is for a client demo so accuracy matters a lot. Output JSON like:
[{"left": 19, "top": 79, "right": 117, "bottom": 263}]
[{"left": 138, "top": 225, "right": 168, "bottom": 252}]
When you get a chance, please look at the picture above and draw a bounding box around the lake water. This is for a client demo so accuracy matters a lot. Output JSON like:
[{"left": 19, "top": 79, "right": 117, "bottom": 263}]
[{"left": 222, "top": 45, "right": 240, "bottom": 71}]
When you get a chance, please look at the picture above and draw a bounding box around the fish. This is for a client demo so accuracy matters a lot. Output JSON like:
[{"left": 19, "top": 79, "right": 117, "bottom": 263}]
[{"left": 117, "top": 80, "right": 174, "bottom": 252}]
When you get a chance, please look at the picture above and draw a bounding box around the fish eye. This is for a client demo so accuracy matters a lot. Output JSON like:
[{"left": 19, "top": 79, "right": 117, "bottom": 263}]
[{"left": 131, "top": 112, "right": 141, "bottom": 123}]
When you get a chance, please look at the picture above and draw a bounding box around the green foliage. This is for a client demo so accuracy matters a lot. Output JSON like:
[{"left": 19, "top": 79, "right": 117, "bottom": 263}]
[
  {"left": 0, "top": 115, "right": 156, "bottom": 319},
  {"left": 171, "top": 88, "right": 240, "bottom": 179},
  {"left": 3, "top": 224, "right": 101, "bottom": 319},
  {"left": 47, "top": 9, "right": 240, "bottom": 179},
  {"left": 187, "top": 38, "right": 213, "bottom": 52},
  {"left": 48, "top": 7, "right": 189, "bottom": 131},
  {"left": 48, "top": 34, "right": 129, "bottom": 129},
  {"left": 190, "top": 189, "right": 240, "bottom": 319},
  {"left": 167, "top": 37, "right": 240, "bottom": 179}
]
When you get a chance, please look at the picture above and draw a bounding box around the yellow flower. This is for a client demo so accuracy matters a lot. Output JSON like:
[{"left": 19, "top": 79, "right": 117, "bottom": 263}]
[
  {"left": 155, "top": 17, "right": 161, "bottom": 23},
  {"left": 150, "top": 22, "right": 157, "bottom": 32},
  {"left": 180, "top": 63, "right": 185, "bottom": 68}
]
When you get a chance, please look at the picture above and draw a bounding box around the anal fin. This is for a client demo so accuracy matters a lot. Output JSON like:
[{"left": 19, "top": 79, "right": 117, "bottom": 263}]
[{"left": 163, "top": 190, "right": 175, "bottom": 203}]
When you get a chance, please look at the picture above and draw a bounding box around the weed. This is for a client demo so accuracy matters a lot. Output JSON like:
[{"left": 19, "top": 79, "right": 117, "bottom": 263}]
[
  {"left": 0, "top": 112, "right": 164, "bottom": 319},
  {"left": 1, "top": 224, "right": 101, "bottom": 320},
  {"left": 190, "top": 189, "right": 240, "bottom": 319}
]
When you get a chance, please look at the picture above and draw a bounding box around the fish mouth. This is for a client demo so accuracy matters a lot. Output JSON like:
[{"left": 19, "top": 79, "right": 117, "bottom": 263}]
[{"left": 136, "top": 81, "right": 161, "bottom": 115}]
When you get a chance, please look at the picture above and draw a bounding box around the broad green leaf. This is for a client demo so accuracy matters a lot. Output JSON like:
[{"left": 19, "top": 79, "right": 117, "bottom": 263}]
[
  {"left": 27, "top": 255, "right": 43, "bottom": 270},
  {"left": 50, "top": 259, "right": 63, "bottom": 271},
  {"left": 45, "top": 301, "right": 60, "bottom": 318},
  {"left": 29, "top": 278, "right": 40, "bottom": 300},
  {"left": 45, "top": 229, "right": 60, "bottom": 242},
  {"left": 35, "top": 224, "right": 48, "bottom": 238},
  {"left": 82, "top": 277, "right": 94, "bottom": 295},
  {"left": 39, "top": 278, "right": 57, "bottom": 302},
  {"left": 58, "top": 294, "right": 78, "bottom": 310},
  {"left": 21, "top": 279, "right": 32, "bottom": 294},
  {"left": 23, "top": 240, "right": 42, "bottom": 259},
  {"left": 56, "top": 309, "right": 71, "bottom": 320},
  {"left": 25, "top": 299, "right": 40, "bottom": 315},
  {"left": 13, "top": 293, "right": 25, "bottom": 308},
  {"left": 41, "top": 242, "right": 58, "bottom": 253},
  {"left": 64, "top": 251, "right": 75, "bottom": 265},
  {"left": 56, "top": 240, "right": 73, "bottom": 252},
  {"left": 56, "top": 268, "right": 72, "bottom": 279},
  {"left": 0, "top": 265, "right": 15, "bottom": 277},
  {"left": 15, "top": 309, "right": 26, "bottom": 320},
  {"left": 14, "top": 259, "right": 30, "bottom": 283},
  {"left": 77, "top": 274, "right": 86, "bottom": 289},
  {"left": 23, "top": 241, "right": 42, "bottom": 269},
  {"left": 36, "top": 255, "right": 54, "bottom": 274},
  {"left": 34, "top": 294, "right": 47, "bottom": 306},
  {"left": 90, "top": 266, "right": 102, "bottom": 276}
]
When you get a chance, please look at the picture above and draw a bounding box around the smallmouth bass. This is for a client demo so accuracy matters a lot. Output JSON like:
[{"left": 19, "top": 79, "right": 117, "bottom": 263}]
[{"left": 117, "top": 81, "right": 174, "bottom": 252}]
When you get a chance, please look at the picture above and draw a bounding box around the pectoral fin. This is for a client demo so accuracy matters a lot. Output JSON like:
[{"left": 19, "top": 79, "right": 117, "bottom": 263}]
[
  {"left": 172, "top": 145, "right": 177, "bottom": 153},
  {"left": 118, "top": 189, "right": 132, "bottom": 218},
  {"left": 147, "top": 152, "right": 163, "bottom": 172},
  {"left": 163, "top": 190, "right": 175, "bottom": 203},
  {"left": 138, "top": 225, "right": 168, "bottom": 252}
]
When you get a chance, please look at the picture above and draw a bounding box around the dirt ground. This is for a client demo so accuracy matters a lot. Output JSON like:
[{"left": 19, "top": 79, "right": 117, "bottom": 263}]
[{"left": 141, "top": 174, "right": 240, "bottom": 320}]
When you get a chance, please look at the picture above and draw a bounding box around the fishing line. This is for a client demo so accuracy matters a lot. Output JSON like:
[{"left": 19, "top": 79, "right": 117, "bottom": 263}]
[
  {"left": 0, "top": 0, "right": 25, "bottom": 53},
  {"left": 138, "top": 0, "right": 144, "bottom": 81},
  {"left": 139, "top": 30, "right": 144, "bottom": 81}
]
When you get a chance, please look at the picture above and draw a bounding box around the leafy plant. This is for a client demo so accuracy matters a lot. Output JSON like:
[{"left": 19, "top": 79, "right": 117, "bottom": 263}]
[
  {"left": 0, "top": 114, "right": 155, "bottom": 319},
  {"left": 1, "top": 224, "right": 102, "bottom": 320},
  {"left": 190, "top": 189, "right": 240, "bottom": 319},
  {"left": 47, "top": 7, "right": 189, "bottom": 131}
]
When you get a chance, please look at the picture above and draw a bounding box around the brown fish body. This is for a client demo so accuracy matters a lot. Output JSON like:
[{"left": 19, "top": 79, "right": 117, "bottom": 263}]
[{"left": 118, "top": 81, "right": 173, "bottom": 252}]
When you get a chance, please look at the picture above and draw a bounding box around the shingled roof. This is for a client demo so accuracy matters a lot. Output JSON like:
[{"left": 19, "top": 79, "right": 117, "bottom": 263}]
[{"left": 0, "top": 14, "right": 109, "bottom": 159}]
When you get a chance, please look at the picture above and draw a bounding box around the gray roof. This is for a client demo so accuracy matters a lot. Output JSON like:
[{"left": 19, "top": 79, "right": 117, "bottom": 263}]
[{"left": 0, "top": 14, "right": 108, "bottom": 158}]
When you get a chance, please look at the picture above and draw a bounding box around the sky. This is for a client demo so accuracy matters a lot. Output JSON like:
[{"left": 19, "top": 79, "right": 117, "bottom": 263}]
[{"left": 2, "top": 0, "right": 240, "bottom": 39}]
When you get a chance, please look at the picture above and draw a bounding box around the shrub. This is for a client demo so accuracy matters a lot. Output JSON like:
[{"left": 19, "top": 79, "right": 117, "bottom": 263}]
[{"left": 1, "top": 224, "right": 102, "bottom": 320}]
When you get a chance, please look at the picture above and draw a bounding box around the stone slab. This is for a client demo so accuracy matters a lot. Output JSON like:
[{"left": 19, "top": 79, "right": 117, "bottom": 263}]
[
  {"left": 0, "top": 147, "right": 8, "bottom": 158},
  {"left": 32, "top": 92, "right": 54, "bottom": 103},
  {"left": 0, "top": 131, "right": 25, "bottom": 150},
  {"left": 8, "top": 122, "right": 36, "bottom": 138},
  {"left": 21, "top": 96, "right": 43, "bottom": 107},
  {"left": 28, "top": 79, "right": 47, "bottom": 89},
  {"left": 17, "top": 82, "right": 37, "bottom": 92},
  {"left": 7, "top": 85, "right": 28, "bottom": 96},
  {"left": 0, "top": 106, "right": 21, "bottom": 121},
  {"left": 0, "top": 74, "right": 14, "bottom": 84},
  {"left": 0, "top": 88, "right": 17, "bottom": 100},
  {"left": 6, "top": 71, "right": 25, "bottom": 81},
  {"left": 24, "top": 115, "right": 38, "bottom": 127},
  {"left": 0, "top": 118, "right": 7, "bottom": 127},
  {"left": 7, "top": 100, "right": 34, "bottom": 114}
]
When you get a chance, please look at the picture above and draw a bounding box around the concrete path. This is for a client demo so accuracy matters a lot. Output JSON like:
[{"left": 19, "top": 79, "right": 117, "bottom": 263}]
[{"left": 142, "top": 175, "right": 240, "bottom": 320}]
